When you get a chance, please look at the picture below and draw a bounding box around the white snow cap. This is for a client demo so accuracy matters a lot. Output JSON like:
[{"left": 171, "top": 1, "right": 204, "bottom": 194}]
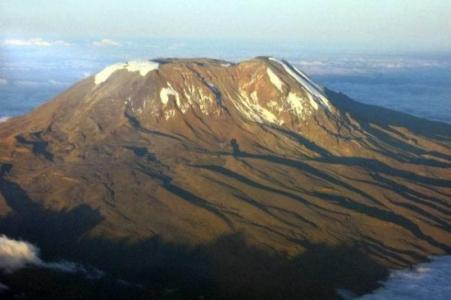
[
  {"left": 266, "top": 68, "right": 284, "bottom": 92},
  {"left": 95, "top": 60, "right": 159, "bottom": 85},
  {"left": 268, "top": 57, "right": 331, "bottom": 110},
  {"left": 160, "top": 83, "right": 181, "bottom": 107}
]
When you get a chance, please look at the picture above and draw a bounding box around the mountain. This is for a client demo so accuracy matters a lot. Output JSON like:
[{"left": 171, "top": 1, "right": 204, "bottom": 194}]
[{"left": 0, "top": 57, "right": 450, "bottom": 299}]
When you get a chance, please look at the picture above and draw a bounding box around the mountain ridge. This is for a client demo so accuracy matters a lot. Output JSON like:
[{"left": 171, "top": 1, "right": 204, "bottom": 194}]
[{"left": 0, "top": 56, "right": 450, "bottom": 298}]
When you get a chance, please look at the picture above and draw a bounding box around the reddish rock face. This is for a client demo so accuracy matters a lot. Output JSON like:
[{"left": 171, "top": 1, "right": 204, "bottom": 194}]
[{"left": 0, "top": 57, "right": 450, "bottom": 268}]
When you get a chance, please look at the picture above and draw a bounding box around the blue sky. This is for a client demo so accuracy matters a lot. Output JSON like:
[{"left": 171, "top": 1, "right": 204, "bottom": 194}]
[{"left": 1, "top": 0, "right": 451, "bottom": 52}]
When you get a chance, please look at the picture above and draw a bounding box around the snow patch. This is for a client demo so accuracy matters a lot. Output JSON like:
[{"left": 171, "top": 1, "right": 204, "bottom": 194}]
[
  {"left": 309, "top": 97, "right": 319, "bottom": 110},
  {"left": 160, "top": 83, "right": 181, "bottom": 107},
  {"left": 231, "top": 90, "right": 279, "bottom": 124},
  {"left": 198, "top": 89, "right": 214, "bottom": 115},
  {"left": 126, "top": 61, "right": 159, "bottom": 76},
  {"left": 267, "top": 101, "right": 283, "bottom": 113},
  {"left": 269, "top": 58, "right": 331, "bottom": 110},
  {"left": 250, "top": 91, "right": 258, "bottom": 103},
  {"left": 95, "top": 60, "right": 159, "bottom": 85},
  {"left": 286, "top": 93, "right": 308, "bottom": 119},
  {"left": 164, "top": 109, "right": 176, "bottom": 120},
  {"left": 95, "top": 63, "right": 126, "bottom": 85},
  {"left": 0, "top": 116, "right": 10, "bottom": 123},
  {"left": 266, "top": 68, "right": 284, "bottom": 92}
]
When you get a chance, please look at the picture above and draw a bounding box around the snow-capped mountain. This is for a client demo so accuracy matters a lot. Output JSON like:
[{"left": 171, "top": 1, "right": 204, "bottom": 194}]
[{"left": 0, "top": 57, "right": 450, "bottom": 299}]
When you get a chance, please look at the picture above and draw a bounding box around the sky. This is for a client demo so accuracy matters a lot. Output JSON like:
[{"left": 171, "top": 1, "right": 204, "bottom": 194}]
[{"left": 1, "top": 0, "right": 451, "bottom": 52}]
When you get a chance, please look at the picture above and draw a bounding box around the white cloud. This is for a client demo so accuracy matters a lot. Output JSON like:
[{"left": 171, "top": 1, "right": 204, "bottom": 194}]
[
  {"left": 0, "top": 117, "right": 10, "bottom": 123},
  {"left": 14, "top": 79, "right": 70, "bottom": 87},
  {"left": 45, "top": 261, "right": 105, "bottom": 279},
  {"left": 0, "top": 78, "right": 8, "bottom": 86},
  {"left": 0, "top": 235, "right": 43, "bottom": 273},
  {"left": 15, "top": 80, "right": 42, "bottom": 87},
  {"left": 339, "top": 256, "right": 451, "bottom": 300},
  {"left": 0, "top": 235, "right": 104, "bottom": 279},
  {"left": 92, "top": 39, "right": 121, "bottom": 47},
  {"left": 48, "top": 79, "right": 70, "bottom": 86},
  {"left": 294, "top": 56, "right": 451, "bottom": 76},
  {"left": 3, "top": 38, "right": 70, "bottom": 47}
]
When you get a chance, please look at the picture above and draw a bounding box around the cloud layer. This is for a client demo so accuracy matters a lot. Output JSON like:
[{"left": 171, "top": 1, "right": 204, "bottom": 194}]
[
  {"left": 3, "top": 38, "right": 70, "bottom": 47},
  {"left": 0, "top": 235, "right": 43, "bottom": 273},
  {"left": 295, "top": 57, "right": 451, "bottom": 76},
  {"left": 0, "top": 235, "right": 106, "bottom": 293},
  {"left": 92, "top": 39, "right": 121, "bottom": 47},
  {"left": 0, "top": 235, "right": 103, "bottom": 277},
  {"left": 348, "top": 256, "right": 451, "bottom": 300}
]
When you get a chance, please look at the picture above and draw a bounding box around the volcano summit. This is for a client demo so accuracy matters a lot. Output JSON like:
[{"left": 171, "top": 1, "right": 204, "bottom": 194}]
[{"left": 0, "top": 57, "right": 450, "bottom": 299}]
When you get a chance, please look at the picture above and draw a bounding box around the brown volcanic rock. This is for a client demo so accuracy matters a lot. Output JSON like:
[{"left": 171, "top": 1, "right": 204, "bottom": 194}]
[{"left": 0, "top": 57, "right": 451, "bottom": 269}]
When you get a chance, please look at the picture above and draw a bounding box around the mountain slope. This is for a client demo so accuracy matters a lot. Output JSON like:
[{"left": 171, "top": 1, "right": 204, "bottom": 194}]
[{"left": 0, "top": 57, "right": 450, "bottom": 298}]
